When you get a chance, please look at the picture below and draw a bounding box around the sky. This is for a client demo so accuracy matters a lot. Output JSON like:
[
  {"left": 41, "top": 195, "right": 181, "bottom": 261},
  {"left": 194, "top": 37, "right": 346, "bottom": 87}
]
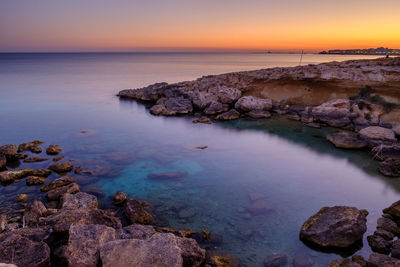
[{"left": 0, "top": 0, "right": 399, "bottom": 52}]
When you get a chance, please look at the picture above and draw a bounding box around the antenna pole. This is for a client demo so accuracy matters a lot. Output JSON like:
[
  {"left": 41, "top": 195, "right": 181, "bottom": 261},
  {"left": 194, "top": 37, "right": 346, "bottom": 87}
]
[{"left": 299, "top": 50, "right": 304, "bottom": 66}]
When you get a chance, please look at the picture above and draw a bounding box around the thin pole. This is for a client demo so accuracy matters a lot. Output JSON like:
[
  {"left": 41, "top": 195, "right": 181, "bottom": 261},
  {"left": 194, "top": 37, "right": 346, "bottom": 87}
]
[{"left": 299, "top": 50, "right": 304, "bottom": 66}]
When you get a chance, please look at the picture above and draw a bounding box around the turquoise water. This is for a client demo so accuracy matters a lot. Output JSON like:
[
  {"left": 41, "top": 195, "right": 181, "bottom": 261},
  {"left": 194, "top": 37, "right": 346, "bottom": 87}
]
[{"left": 0, "top": 52, "right": 397, "bottom": 266}]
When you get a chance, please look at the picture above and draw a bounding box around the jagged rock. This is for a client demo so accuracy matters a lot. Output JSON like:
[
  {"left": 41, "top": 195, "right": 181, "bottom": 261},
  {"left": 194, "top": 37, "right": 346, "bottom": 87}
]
[
  {"left": 124, "top": 198, "right": 154, "bottom": 225},
  {"left": 17, "top": 140, "right": 43, "bottom": 153},
  {"left": 216, "top": 86, "right": 242, "bottom": 104},
  {"left": 23, "top": 156, "right": 48, "bottom": 163},
  {"left": 383, "top": 200, "right": 400, "bottom": 218},
  {"left": 40, "top": 177, "right": 75, "bottom": 192},
  {"left": 39, "top": 208, "right": 121, "bottom": 233},
  {"left": 235, "top": 96, "right": 272, "bottom": 112},
  {"left": 359, "top": 126, "right": 396, "bottom": 143},
  {"left": 112, "top": 191, "right": 127, "bottom": 206},
  {"left": 312, "top": 99, "right": 352, "bottom": 127},
  {"left": 118, "top": 224, "right": 156, "bottom": 239},
  {"left": 215, "top": 109, "right": 240, "bottom": 120},
  {"left": 326, "top": 131, "right": 368, "bottom": 149},
  {"left": 264, "top": 253, "right": 287, "bottom": 267},
  {"left": 368, "top": 252, "right": 400, "bottom": 267},
  {"left": 367, "top": 234, "right": 392, "bottom": 254},
  {"left": 328, "top": 258, "right": 362, "bottom": 267},
  {"left": 45, "top": 183, "right": 80, "bottom": 201},
  {"left": 351, "top": 255, "right": 367, "bottom": 267},
  {"left": 204, "top": 101, "right": 229, "bottom": 115},
  {"left": 118, "top": 82, "right": 168, "bottom": 101},
  {"left": 0, "top": 169, "right": 35, "bottom": 185},
  {"left": 193, "top": 116, "right": 212, "bottom": 124},
  {"left": 164, "top": 97, "right": 193, "bottom": 115},
  {"left": 45, "top": 145, "right": 61, "bottom": 155},
  {"left": 16, "top": 194, "right": 28, "bottom": 202},
  {"left": 374, "top": 229, "right": 394, "bottom": 241},
  {"left": 300, "top": 206, "right": 367, "bottom": 248},
  {"left": 60, "top": 192, "right": 98, "bottom": 210},
  {"left": 247, "top": 110, "right": 271, "bottom": 119},
  {"left": 0, "top": 144, "right": 18, "bottom": 160},
  {"left": 24, "top": 201, "right": 47, "bottom": 226},
  {"left": 378, "top": 159, "right": 400, "bottom": 177},
  {"left": 48, "top": 161, "right": 74, "bottom": 173},
  {"left": 53, "top": 156, "right": 64, "bottom": 162},
  {"left": 67, "top": 224, "right": 116, "bottom": 267},
  {"left": 147, "top": 172, "right": 188, "bottom": 180},
  {"left": 377, "top": 217, "right": 400, "bottom": 234},
  {"left": 26, "top": 176, "right": 46, "bottom": 186}
]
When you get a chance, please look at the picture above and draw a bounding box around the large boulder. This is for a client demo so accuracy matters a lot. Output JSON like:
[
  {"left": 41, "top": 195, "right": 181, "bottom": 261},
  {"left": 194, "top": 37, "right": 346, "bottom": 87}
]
[
  {"left": 367, "top": 234, "right": 392, "bottom": 254},
  {"left": 383, "top": 200, "right": 400, "bottom": 218},
  {"left": 300, "top": 206, "right": 367, "bottom": 248},
  {"left": 60, "top": 192, "right": 98, "bottom": 210},
  {"left": 311, "top": 99, "right": 352, "bottom": 127},
  {"left": 326, "top": 131, "right": 368, "bottom": 149},
  {"left": 234, "top": 96, "right": 272, "bottom": 112},
  {"left": 0, "top": 234, "right": 50, "bottom": 267},
  {"left": 359, "top": 126, "right": 396, "bottom": 143},
  {"left": 124, "top": 198, "right": 154, "bottom": 225},
  {"left": 216, "top": 86, "right": 242, "bottom": 104},
  {"left": 118, "top": 224, "right": 156, "bottom": 240},
  {"left": 67, "top": 224, "right": 116, "bottom": 267}
]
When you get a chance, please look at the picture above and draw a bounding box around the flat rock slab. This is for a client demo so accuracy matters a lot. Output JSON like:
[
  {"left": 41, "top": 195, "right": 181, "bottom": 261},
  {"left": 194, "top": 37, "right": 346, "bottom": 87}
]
[
  {"left": 359, "top": 126, "right": 396, "bottom": 142},
  {"left": 300, "top": 206, "right": 367, "bottom": 248},
  {"left": 327, "top": 131, "right": 368, "bottom": 149}
]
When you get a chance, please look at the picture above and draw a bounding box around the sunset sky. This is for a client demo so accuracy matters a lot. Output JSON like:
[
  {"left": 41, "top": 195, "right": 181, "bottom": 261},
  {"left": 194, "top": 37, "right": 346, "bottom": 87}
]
[{"left": 1, "top": 0, "right": 399, "bottom": 52}]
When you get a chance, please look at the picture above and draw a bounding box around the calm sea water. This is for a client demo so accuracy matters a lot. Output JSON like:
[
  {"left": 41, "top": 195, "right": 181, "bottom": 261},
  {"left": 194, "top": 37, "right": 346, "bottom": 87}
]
[{"left": 0, "top": 52, "right": 397, "bottom": 266}]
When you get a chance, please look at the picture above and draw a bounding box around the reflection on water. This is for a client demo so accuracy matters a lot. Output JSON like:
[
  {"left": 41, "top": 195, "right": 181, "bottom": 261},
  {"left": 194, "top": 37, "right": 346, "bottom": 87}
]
[{"left": 0, "top": 52, "right": 396, "bottom": 266}]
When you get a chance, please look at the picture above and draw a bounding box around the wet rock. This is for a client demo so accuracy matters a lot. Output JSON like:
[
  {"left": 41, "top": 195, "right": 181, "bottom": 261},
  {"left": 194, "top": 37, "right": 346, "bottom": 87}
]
[
  {"left": 74, "top": 166, "right": 83, "bottom": 174},
  {"left": 367, "top": 234, "right": 392, "bottom": 254},
  {"left": 204, "top": 101, "right": 229, "bottom": 115},
  {"left": 383, "top": 200, "right": 400, "bottom": 218},
  {"left": 52, "top": 156, "right": 64, "bottom": 162},
  {"left": 247, "top": 199, "right": 275, "bottom": 215},
  {"left": 26, "top": 176, "right": 46, "bottom": 186},
  {"left": 205, "top": 251, "right": 240, "bottom": 267},
  {"left": 193, "top": 116, "right": 212, "bottom": 124},
  {"left": 326, "top": 131, "right": 368, "bottom": 149},
  {"left": 67, "top": 224, "right": 116, "bottom": 267},
  {"left": 391, "top": 239, "right": 400, "bottom": 259},
  {"left": 367, "top": 252, "right": 400, "bottom": 267},
  {"left": 17, "top": 140, "right": 43, "bottom": 153},
  {"left": 0, "top": 169, "right": 35, "bottom": 185},
  {"left": 45, "top": 183, "right": 80, "bottom": 201},
  {"left": 45, "top": 144, "right": 61, "bottom": 155},
  {"left": 216, "top": 86, "right": 242, "bottom": 104},
  {"left": 359, "top": 126, "right": 396, "bottom": 143},
  {"left": 24, "top": 201, "right": 47, "bottom": 226},
  {"left": 312, "top": 99, "right": 352, "bottom": 127},
  {"left": 0, "top": 144, "right": 18, "bottom": 161},
  {"left": 39, "top": 208, "right": 121, "bottom": 233},
  {"left": 193, "top": 230, "right": 223, "bottom": 249},
  {"left": 264, "top": 253, "right": 287, "bottom": 267},
  {"left": 48, "top": 161, "right": 73, "bottom": 173},
  {"left": 40, "top": 177, "right": 75, "bottom": 192},
  {"left": 100, "top": 233, "right": 184, "bottom": 267},
  {"left": 0, "top": 155, "right": 6, "bottom": 170},
  {"left": 176, "top": 236, "right": 206, "bottom": 267},
  {"left": 328, "top": 258, "right": 363, "bottom": 267},
  {"left": 118, "top": 224, "right": 156, "bottom": 239},
  {"left": 378, "top": 158, "right": 400, "bottom": 177},
  {"left": 377, "top": 217, "right": 400, "bottom": 234},
  {"left": 351, "top": 255, "right": 367, "bottom": 267},
  {"left": 124, "top": 198, "right": 154, "bottom": 225},
  {"left": 0, "top": 234, "right": 50, "bottom": 267},
  {"left": 300, "top": 206, "right": 367, "bottom": 248},
  {"left": 112, "top": 191, "right": 127, "bottom": 206},
  {"left": 16, "top": 194, "right": 28, "bottom": 202},
  {"left": 287, "top": 112, "right": 301, "bottom": 121},
  {"left": 81, "top": 185, "right": 105, "bottom": 198},
  {"left": 31, "top": 169, "right": 51, "bottom": 177},
  {"left": 247, "top": 110, "right": 271, "bottom": 119},
  {"left": 372, "top": 144, "right": 400, "bottom": 160},
  {"left": 60, "top": 192, "right": 98, "bottom": 210},
  {"left": 306, "top": 122, "right": 321, "bottom": 128},
  {"left": 215, "top": 109, "right": 240, "bottom": 120},
  {"left": 147, "top": 171, "right": 188, "bottom": 180},
  {"left": 235, "top": 96, "right": 272, "bottom": 112},
  {"left": 293, "top": 257, "right": 312, "bottom": 267},
  {"left": 23, "top": 156, "right": 48, "bottom": 163},
  {"left": 0, "top": 215, "right": 7, "bottom": 232},
  {"left": 374, "top": 228, "right": 394, "bottom": 241}
]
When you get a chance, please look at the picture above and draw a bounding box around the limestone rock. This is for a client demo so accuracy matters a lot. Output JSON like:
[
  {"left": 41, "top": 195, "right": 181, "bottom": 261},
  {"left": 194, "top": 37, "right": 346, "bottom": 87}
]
[
  {"left": 26, "top": 176, "right": 46, "bottom": 186},
  {"left": 0, "top": 215, "right": 7, "bottom": 232},
  {"left": 23, "top": 156, "right": 48, "bottom": 163},
  {"left": 300, "top": 206, "right": 367, "bottom": 248},
  {"left": 124, "top": 198, "right": 154, "bottom": 225},
  {"left": 359, "top": 126, "right": 396, "bottom": 143},
  {"left": 24, "top": 201, "right": 47, "bottom": 226},
  {"left": 118, "top": 224, "right": 156, "bottom": 240},
  {"left": 17, "top": 140, "right": 43, "bottom": 153},
  {"left": 378, "top": 159, "right": 400, "bottom": 177},
  {"left": 16, "top": 194, "right": 28, "bottom": 202},
  {"left": 60, "top": 192, "right": 98, "bottom": 210},
  {"left": 0, "top": 169, "right": 35, "bottom": 185},
  {"left": 328, "top": 258, "right": 362, "bottom": 267},
  {"left": 164, "top": 97, "right": 193, "bottom": 114},
  {"left": 383, "top": 200, "right": 400, "bottom": 218},
  {"left": 216, "top": 86, "right": 241, "bottom": 104},
  {"left": 235, "top": 96, "right": 272, "bottom": 112},
  {"left": 0, "top": 144, "right": 18, "bottom": 160},
  {"left": 327, "top": 131, "right": 368, "bottom": 149},
  {"left": 215, "top": 109, "right": 240, "bottom": 120},
  {"left": 46, "top": 144, "right": 62, "bottom": 155},
  {"left": 204, "top": 101, "right": 229, "bottom": 115},
  {"left": 367, "top": 234, "right": 392, "bottom": 254},
  {"left": 48, "top": 161, "right": 74, "bottom": 173},
  {"left": 112, "top": 191, "right": 127, "bottom": 206},
  {"left": 45, "top": 183, "right": 80, "bottom": 201},
  {"left": 40, "top": 177, "right": 75, "bottom": 192},
  {"left": 368, "top": 253, "right": 400, "bottom": 267},
  {"left": 247, "top": 110, "right": 271, "bottom": 119},
  {"left": 193, "top": 116, "right": 212, "bottom": 124},
  {"left": 0, "top": 155, "right": 6, "bottom": 170}
]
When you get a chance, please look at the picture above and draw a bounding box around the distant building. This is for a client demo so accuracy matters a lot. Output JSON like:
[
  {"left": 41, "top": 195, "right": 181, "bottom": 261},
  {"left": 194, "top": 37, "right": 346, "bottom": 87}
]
[{"left": 319, "top": 47, "right": 400, "bottom": 55}]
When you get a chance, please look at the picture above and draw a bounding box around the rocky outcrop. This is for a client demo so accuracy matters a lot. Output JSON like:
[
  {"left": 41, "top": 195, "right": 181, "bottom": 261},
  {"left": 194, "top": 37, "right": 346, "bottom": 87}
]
[
  {"left": 311, "top": 99, "right": 353, "bottom": 127},
  {"left": 300, "top": 206, "right": 367, "bottom": 248},
  {"left": 378, "top": 159, "right": 400, "bottom": 177},
  {"left": 327, "top": 131, "right": 368, "bottom": 149}
]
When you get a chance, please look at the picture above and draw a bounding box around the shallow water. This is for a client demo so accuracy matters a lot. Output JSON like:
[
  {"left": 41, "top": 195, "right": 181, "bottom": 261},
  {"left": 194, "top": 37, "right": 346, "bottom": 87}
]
[{"left": 0, "top": 52, "right": 397, "bottom": 266}]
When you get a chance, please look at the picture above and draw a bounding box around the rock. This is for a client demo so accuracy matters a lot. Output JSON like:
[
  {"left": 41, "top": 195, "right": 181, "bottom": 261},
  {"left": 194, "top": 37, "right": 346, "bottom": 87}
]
[
  {"left": 374, "top": 229, "right": 394, "bottom": 241},
  {"left": 195, "top": 145, "right": 208, "bottom": 150},
  {"left": 247, "top": 199, "right": 275, "bottom": 215},
  {"left": 150, "top": 104, "right": 169, "bottom": 115},
  {"left": 112, "top": 191, "right": 127, "bottom": 206},
  {"left": 306, "top": 122, "right": 321, "bottom": 128},
  {"left": 377, "top": 217, "right": 400, "bottom": 234},
  {"left": 393, "top": 124, "right": 400, "bottom": 136},
  {"left": 359, "top": 126, "right": 396, "bottom": 143},
  {"left": 300, "top": 206, "right": 367, "bottom": 248},
  {"left": 264, "top": 253, "right": 287, "bottom": 267},
  {"left": 328, "top": 258, "right": 362, "bottom": 267},
  {"left": 176, "top": 236, "right": 206, "bottom": 267},
  {"left": 287, "top": 112, "right": 301, "bottom": 121},
  {"left": 293, "top": 257, "right": 312, "bottom": 267},
  {"left": 45, "top": 183, "right": 80, "bottom": 201},
  {"left": 16, "top": 194, "right": 28, "bottom": 202},
  {"left": 67, "top": 224, "right": 116, "bottom": 267},
  {"left": 391, "top": 239, "right": 400, "bottom": 259},
  {"left": 351, "top": 255, "right": 367, "bottom": 267},
  {"left": 147, "top": 171, "right": 188, "bottom": 180},
  {"left": 205, "top": 251, "right": 240, "bottom": 267},
  {"left": 153, "top": 97, "right": 193, "bottom": 115},
  {"left": 326, "top": 131, "right": 368, "bottom": 149},
  {"left": 74, "top": 166, "right": 83, "bottom": 174},
  {"left": 368, "top": 252, "right": 400, "bottom": 267},
  {"left": 39, "top": 208, "right": 121, "bottom": 233},
  {"left": 0, "top": 263, "right": 17, "bottom": 267},
  {"left": 235, "top": 96, "right": 272, "bottom": 112},
  {"left": 216, "top": 86, "right": 242, "bottom": 104},
  {"left": 24, "top": 201, "right": 47, "bottom": 226},
  {"left": 31, "top": 169, "right": 51, "bottom": 177},
  {"left": 45, "top": 144, "right": 61, "bottom": 155},
  {"left": 40, "top": 177, "right": 75, "bottom": 192},
  {"left": 312, "top": 99, "right": 352, "bottom": 127},
  {"left": 204, "top": 101, "right": 229, "bottom": 115},
  {"left": 60, "top": 192, "right": 98, "bottom": 210},
  {"left": 17, "top": 140, "right": 43, "bottom": 153},
  {"left": 0, "top": 144, "right": 18, "bottom": 160},
  {"left": 23, "top": 156, "right": 48, "bottom": 163},
  {"left": 193, "top": 116, "right": 212, "bottom": 124},
  {"left": 26, "top": 176, "right": 46, "bottom": 186},
  {"left": 378, "top": 159, "right": 400, "bottom": 177},
  {"left": 367, "top": 234, "right": 392, "bottom": 254},
  {"left": 384, "top": 200, "right": 400, "bottom": 218},
  {"left": 215, "top": 109, "right": 240, "bottom": 120},
  {"left": 0, "top": 215, "right": 7, "bottom": 232},
  {"left": 124, "top": 198, "right": 154, "bottom": 225},
  {"left": 0, "top": 169, "right": 35, "bottom": 185},
  {"left": 53, "top": 156, "right": 64, "bottom": 162},
  {"left": 81, "top": 185, "right": 105, "bottom": 198},
  {"left": 0, "top": 155, "right": 6, "bottom": 170},
  {"left": 247, "top": 110, "right": 271, "bottom": 119},
  {"left": 0, "top": 234, "right": 50, "bottom": 267},
  {"left": 373, "top": 144, "right": 400, "bottom": 160},
  {"left": 48, "top": 161, "right": 74, "bottom": 173},
  {"left": 118, "top": 224, "right": 156, "bottom": 239},
  {"left": 100, "top": 233, "right": 184, "bottom": 267}
]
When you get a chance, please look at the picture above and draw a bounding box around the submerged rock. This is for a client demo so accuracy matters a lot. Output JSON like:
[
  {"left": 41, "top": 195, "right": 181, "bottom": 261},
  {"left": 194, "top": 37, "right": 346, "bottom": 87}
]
[
  {"left": 45, "top": 144, "right": 62, "bottom": 155},
  {"left": 124, "top": 198, "right": 154, "bottom": 225},
  {"left": 23, "top": 156, "right": 48, "bottom": 163},
  {"left": 326, "top": 131, "right": 368, "bottom": 149},
  {"left": 234, "top": 96, "right": 272, "bottom": 112},
  {"left": 0, "top": 169, "right": 35, "bottom": 185},
  {"left": 300, "top": 206, "right": 367, "bottom": 248},
  {"left": 193, "top": 116, "right": 212, "bottom": 124},
  {"left": 205, "top": 251, "right": 240, "bottom": 267},
  {"left": 264, "top": 253, "right": 287, "bottom": 267},
  {"left": 48, "top": 161, "right": 74, "bottom": 173},
  {"left": 45, "top": 183, "right": 80, "bottom": 201},
  {"left": 16, "top": 194, "right": 28, "bottom": 202},
  {"left": 118, "top": 224, "right": 156, "bottom": 240},
  {"left": 247, "top": 199, "right": 275, "bottom": 215},
  {"left": 215, "top": 109, "right": 240, "bottom": 120},
  {"left": 40, "top": 177, "right": 75, "bottom": 192},
  {"left": 147, "top": 171, "right": 188, "bottom": 180}
]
